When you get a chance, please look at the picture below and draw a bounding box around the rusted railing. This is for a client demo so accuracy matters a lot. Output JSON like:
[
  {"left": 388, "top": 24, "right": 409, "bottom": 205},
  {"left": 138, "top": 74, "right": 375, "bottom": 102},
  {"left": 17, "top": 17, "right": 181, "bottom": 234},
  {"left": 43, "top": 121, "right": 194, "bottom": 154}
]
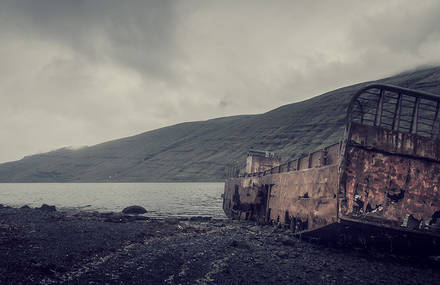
[
  {"left": 347, "top": 84, "right": 440, "bottom": 139},
  {"left": 227, "top": 143, "right": 340, "bottom": 178}
]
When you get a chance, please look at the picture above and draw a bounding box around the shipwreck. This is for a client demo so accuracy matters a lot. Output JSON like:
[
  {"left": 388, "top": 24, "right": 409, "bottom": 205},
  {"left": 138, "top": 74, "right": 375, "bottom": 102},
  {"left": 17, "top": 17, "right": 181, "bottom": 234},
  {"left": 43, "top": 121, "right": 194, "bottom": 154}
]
[{"left": 223, "top": 84, "right": 440, "bottom": 254}]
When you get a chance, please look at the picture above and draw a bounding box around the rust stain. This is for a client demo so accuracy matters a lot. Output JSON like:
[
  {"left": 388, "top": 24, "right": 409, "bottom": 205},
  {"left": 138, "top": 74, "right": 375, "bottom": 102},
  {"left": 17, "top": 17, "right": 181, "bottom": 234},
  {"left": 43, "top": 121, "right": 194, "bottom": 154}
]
[{"left": 343, "top": 124, "right": 440, "bottom": 230}]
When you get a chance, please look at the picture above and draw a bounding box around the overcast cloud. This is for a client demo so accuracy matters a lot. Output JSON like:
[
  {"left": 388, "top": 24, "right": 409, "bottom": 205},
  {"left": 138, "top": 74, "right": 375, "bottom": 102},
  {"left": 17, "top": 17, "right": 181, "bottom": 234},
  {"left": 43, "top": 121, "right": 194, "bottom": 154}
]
[{"left": 1, "top": 0, "right": 440, "bottom": 162}]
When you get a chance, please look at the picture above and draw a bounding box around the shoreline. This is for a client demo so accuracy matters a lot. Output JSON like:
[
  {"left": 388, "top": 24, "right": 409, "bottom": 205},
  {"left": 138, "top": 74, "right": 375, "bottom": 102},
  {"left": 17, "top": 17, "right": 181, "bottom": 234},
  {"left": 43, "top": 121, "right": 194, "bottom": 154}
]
[
  {"left": 0, "top": 182, "right": 226, "bottom": 219},
  {"left": 1, "top": 205, "right": 439, "bottom": 284}
]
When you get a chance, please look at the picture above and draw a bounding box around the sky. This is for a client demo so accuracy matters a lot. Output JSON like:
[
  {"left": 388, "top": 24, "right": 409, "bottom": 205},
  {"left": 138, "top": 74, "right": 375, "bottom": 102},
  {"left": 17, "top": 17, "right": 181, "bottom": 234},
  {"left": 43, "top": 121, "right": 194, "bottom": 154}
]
[{"left": 1, "top": 0, "right": 440, "bottom": 163}]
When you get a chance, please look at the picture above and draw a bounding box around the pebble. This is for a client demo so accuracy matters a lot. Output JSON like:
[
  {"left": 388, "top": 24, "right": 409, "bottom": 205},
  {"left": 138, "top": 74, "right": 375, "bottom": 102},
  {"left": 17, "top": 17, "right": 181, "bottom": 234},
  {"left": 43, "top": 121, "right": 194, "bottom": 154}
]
[{"left": 276, "top": 250, "right": 289, "bottom": 258}]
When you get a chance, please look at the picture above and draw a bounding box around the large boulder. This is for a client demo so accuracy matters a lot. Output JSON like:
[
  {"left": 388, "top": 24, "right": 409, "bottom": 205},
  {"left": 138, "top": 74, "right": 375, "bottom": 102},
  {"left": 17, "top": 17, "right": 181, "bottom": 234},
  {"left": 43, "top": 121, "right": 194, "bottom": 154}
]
[
  {"left": 122, "top": 205, "right": 147, "bottom": 215},
  {"left": 38, "top": 204, "right": 57, "bottom": 212}
]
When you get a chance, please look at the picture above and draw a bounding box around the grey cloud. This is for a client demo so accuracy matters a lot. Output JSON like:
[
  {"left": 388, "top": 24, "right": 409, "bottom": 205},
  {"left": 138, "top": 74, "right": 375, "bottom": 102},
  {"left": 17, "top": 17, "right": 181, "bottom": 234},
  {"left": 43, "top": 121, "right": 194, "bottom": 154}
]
[
  {"left": 1, "top": 0, "right": 181, "bottom": 79},
  {"left": 349, "top": 1, "right": 440, "bottom": 54},
  {"left": 1, "top": 0, "right": 440, "bottom": 163}
]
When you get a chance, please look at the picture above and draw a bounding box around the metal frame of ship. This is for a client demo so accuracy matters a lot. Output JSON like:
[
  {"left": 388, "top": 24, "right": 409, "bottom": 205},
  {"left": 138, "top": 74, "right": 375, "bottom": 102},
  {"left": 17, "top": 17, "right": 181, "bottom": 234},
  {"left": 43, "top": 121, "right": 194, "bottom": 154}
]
[{"left": 223, "top": 84, "right": 440, "bottom": 253}]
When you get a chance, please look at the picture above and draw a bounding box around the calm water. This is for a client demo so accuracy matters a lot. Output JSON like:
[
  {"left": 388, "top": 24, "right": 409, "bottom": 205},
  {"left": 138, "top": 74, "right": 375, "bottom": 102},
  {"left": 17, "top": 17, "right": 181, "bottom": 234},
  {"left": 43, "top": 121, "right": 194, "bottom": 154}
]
[{"left": 0, "top": 183, "right": 226, "bottom": 218}]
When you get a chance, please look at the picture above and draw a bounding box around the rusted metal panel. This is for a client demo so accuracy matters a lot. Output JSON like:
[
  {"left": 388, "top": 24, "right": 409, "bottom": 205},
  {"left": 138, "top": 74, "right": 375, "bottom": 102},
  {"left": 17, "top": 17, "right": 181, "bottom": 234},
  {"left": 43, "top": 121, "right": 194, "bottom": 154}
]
[
  {"left": 298, "top": 156, "right": 309, "bottom": 170},
  {"left": 349, "top": 123, "right": 440, "bottom": 161},
  {"left": 290, "top": 159, "right": 299, "bottom": 171},
  {"left": 245, "top": 153, "right": 280, "bottom": 174},
  {"left": 263, "top": 166, "right": 339, "bottom": 230},
  {"left": 223, "top": 177, "right": 265, "bottom": 221},
  {"left": 343, "top": 146, "right": 440, "bottom": 226},
  {"left": 326, "top": 144, "right": 340, "bottom": 165},
  {"left": 341, "top": 123, "right": 440, "bottom": 230},
  {"left": 282, "top": 162, "right": 290, "bottom": 172},
  {"left": 224, "top": 162, "right": 339, "bottom": 231},
  {"left": 309, "top": 150, "right": 325, "bottom": 168}
]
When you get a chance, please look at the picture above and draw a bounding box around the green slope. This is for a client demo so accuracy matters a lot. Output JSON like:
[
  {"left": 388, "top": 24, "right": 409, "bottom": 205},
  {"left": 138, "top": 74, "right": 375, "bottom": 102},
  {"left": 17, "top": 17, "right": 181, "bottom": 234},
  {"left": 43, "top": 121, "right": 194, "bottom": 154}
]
[{"left": 1, "top": 66, "right": 440, "bottom": 182}]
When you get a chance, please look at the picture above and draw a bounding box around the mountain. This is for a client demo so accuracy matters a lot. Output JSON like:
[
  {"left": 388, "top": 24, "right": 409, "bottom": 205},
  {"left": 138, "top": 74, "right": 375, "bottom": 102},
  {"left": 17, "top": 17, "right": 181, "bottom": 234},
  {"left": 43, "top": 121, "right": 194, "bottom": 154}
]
[{"left": 1, "top": 66, "right": 440, "bottom": 182}]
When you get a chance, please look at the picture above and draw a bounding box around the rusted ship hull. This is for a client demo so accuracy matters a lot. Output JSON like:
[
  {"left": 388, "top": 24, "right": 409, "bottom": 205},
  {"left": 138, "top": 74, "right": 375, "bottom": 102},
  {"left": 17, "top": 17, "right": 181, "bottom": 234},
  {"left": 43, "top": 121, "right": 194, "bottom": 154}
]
[
  {"left": 223, "top": 143, "right": 340, "bottom": 231},
  {"left": 223, "top": 84, "right": 440, "bottom": 253}
]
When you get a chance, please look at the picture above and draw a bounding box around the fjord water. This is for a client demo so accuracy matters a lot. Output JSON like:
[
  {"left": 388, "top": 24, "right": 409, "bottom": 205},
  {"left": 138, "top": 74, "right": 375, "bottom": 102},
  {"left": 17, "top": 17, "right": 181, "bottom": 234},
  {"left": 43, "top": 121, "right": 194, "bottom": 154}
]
[{"left": 0, "top": 183, "right": 225, "bottom": 218}]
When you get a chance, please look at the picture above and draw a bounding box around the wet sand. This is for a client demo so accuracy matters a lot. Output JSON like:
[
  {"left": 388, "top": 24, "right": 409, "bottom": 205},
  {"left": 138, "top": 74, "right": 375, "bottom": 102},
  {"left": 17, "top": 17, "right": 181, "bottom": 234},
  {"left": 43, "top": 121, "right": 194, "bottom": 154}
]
[{"left": 0, "top": 205, "right": 439, "bottom": 284}]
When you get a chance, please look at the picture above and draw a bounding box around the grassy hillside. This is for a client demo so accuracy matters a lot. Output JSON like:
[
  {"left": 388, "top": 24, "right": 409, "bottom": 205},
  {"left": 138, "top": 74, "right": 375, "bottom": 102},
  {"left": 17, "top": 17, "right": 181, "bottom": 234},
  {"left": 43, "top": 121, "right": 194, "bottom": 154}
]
[{"left": 1, "top": 66, "right": 440, "bottom": 182}]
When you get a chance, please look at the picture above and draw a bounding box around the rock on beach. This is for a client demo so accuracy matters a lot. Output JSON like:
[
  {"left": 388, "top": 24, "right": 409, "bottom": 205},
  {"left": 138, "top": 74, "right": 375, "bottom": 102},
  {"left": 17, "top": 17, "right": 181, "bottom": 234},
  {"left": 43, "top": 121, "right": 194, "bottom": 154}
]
[
  {"left": 37, "top": 204, "right": 56, "bottom": 212},
  {"left": 122, "top": 205, "right": 147, "bottom": 215}
]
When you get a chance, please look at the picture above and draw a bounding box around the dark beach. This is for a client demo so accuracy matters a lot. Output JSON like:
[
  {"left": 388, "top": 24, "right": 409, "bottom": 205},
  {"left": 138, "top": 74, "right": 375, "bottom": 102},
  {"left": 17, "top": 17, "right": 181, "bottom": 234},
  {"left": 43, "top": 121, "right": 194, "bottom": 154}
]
[{"left": 1, "top": 205, "right": 439, "bottom": 285}]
